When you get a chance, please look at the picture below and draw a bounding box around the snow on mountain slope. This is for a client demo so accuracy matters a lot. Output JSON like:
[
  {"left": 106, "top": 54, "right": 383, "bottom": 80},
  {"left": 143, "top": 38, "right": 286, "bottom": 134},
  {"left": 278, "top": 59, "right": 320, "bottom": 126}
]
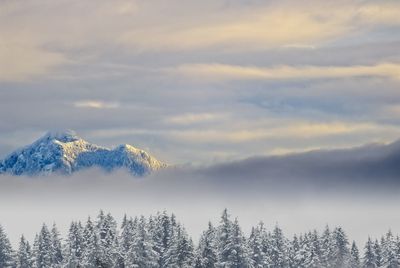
[{"left": 0, "top": 130, "right": 166, "bottom": 176}]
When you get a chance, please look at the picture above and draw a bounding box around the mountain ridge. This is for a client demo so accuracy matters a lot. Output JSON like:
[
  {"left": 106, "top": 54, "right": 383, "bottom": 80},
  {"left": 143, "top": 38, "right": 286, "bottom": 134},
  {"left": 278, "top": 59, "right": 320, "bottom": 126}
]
[{"left": 0, "top": 130, "right": 166, "bottom": 176}]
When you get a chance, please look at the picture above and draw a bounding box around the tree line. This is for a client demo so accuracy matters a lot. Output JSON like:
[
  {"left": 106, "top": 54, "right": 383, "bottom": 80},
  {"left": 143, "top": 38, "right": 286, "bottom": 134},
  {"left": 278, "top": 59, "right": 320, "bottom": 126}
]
[{"left": 0, "top": 209, "right": 398, "bottom": 267}]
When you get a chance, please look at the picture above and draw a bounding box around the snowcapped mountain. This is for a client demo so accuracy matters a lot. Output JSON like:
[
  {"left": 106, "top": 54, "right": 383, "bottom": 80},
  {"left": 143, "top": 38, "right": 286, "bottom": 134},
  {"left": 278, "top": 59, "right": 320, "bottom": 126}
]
[{"left": 0, "top": 130, "right": 166, "bottom": 176}]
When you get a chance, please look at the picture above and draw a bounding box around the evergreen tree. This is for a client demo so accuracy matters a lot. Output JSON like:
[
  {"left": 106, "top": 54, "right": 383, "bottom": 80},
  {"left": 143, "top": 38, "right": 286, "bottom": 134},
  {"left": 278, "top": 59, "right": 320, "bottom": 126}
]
[
  {"left": 320, "top": 226, "right": 334, "bottom": 268},
  {"left": 126, "top": 216, "right": 158, "bottom": 268},
  {"left": 152, "top": 211, "right": 174, "bottom": 267},
  {"left": 350, "top": 241, "right": 361, "bottom": 268},
  {"left": 50, "top": 223, "right": 63, "bottom": 266},
  {"left": 374, "top": 240, "right": 383, "bottom": 268},
  {"left": 294, "top": 234, "right": 308, "bottom": 268},
  {"left": 119, "top": 216, "right": 136, "bottom": 267},
  {"left": 363, "top": 237, "right": 376, "bottom": 268},
  {"left": 173, "top": 225, "right": 195, "bottom": 267},
  {"left": 194, "top": 255, "right": 204, "bottom": 268},
  {"left": 196, "top": 222, "right": 218, "bottom": 268},
  {"left": 217, "top": 208, "right": 233, "bottom": 267},
  {"left": 65, "top": 221, "right": 84, "bottom": 267},
  {"left": 248, "top": 223, "right": 267, "bottom": 268},
  {"left": 97, "top": 211, "right": 119, "bottom": 267},
  {"left": 261, "top": 231, "right": 273, "bottom": 267},
  {"left": 17, "top": 235, "right": 34, "bottom": 268},
  {"left": 224, "top": 218, "right": 252, "bottom": 268},
  {"left": 381, "top": 230, "right": 400, "bottom": 268},
  {"left": 0, "top": 225, "right": 15, "bottom": 268},
  {"left": 32, "top": 234, "right": 39, "bottom": 267},
  {"left": 288, "top": 235, "right": 300, "bottom": 268},
  {"left": 35, "top": 224, "right": 53, "bottom": 268},
  {"left": 270, "top": 224, "right": 288, "bottom": 268},
  {"left": 304, "top": 230, "right": 322, "bottom": 268},
  {"left": 396, "top": 236, "right": 400, "bottom": 267},
  {"left": 7, "top": 210, "right": 400, "bottom": 268},
  {"left": 81, "top": 217, "right": 101, "bottom": 267},
  {"left": 332, "top": 227, "right": 350, "bottom": 268}
]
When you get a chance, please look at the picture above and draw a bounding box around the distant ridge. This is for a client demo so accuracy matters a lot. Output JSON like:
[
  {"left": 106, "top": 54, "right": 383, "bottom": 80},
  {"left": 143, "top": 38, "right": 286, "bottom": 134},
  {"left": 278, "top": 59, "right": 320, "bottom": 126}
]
[{"left": 0, "top": 130, "right": 166, "bottom": 176}]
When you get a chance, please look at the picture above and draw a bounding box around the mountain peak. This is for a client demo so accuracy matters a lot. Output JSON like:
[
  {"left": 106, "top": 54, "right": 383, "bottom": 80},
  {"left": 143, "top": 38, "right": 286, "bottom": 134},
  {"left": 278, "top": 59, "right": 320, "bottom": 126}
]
[
  {"left": 117, "top": 144, "right": 140, "bottom": 153},
  {"left": 41, "top": 129, "right": 80, "bottom": 143},
  {"left": 0, "top": 131, "right": 166, "bottom": 176}
]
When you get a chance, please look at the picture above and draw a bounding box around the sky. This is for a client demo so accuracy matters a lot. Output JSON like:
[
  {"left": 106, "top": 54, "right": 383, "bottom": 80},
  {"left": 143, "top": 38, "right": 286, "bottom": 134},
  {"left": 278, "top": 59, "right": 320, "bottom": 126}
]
[
  {"left": 1, "top": 0, "right": 400, "bottom": 164},
  {"left": 2, "top": 0, "right": 400, "bottom": 248}
]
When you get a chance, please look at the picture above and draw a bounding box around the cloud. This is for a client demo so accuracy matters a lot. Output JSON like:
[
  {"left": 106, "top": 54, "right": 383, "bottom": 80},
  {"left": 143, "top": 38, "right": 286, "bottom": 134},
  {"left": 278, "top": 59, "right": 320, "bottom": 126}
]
[
  {"left": 168, "top": 121, "right": 394, "bottom": 143},
  {"left": 381, "top": 104, "right": 400, "bottom": 116},
  {"left": 117, "top": 1, "right": 400, "bottom": 52},
  {"left": 2, "top": 0, "right": 399, "bottom": 64},
  {"left": 200, "top": 139, "right": 400, "bottom": 186},
  {"left": 170, "top": 62, "right": 400, "bottom": 81},
  {"left": 0, "top": 0, "right": 399, "bottom": 83},
  {"left": 357, "top": 2, "right": 400, "bottom": 26},
  {"left": 165, "top": 113, "right": 227, "bottom": 125},
  {"left": 1, "top": 0, "right": 400, "bottom": 165},
  {"left": 73, "top": 100, "right": 120, "bottom": 109},
  {"left": 281, "top": 44, "right": 316, "bottom": 50},
  {"left": 119, "top": 4, "right": 349, "bottom": 51},
  {"left": 0, "top": 44, "right": 67, "bottom": 82},
  {"left": 41, "top": 120, "right": 395, "bottom": 146},
  {"left": 0, "top": 0, "right": 140, "bottom": 82}
]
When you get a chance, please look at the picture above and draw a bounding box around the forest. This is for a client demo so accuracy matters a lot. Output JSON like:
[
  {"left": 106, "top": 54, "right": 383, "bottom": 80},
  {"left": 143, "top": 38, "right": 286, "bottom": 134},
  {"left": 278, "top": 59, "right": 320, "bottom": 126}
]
[{"left": 0, "top": 209, "right": 397, "bottom": 268}]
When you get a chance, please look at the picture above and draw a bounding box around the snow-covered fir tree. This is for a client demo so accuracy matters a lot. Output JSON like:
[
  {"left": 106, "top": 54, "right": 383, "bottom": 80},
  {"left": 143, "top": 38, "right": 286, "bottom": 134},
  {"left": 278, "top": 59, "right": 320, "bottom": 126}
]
[
  {"left": 269, "top": 224, "right": 289, "bottom": 267},
  {"left": 332, "top": 227, "right": 350, "bottom": 268},
  {"left": 168, "top": 224, "right": 195, "bottom": 267},
  {"left": 2, "top": 210, "right": 400, "bottom": 268},
  {"left": 374, "top": 239, "right": 383, "bottom": 268},
  {"left": 223, "top": 218, "right": 252, "bottom": 268},
  {"left": 96, "top": 211, "right": 119, "bottom": 267},
  {"left": 303, "top": 230, "right": 322, "bottom": 268},
  {"left": 349, "top": 241, "right": 361, "bottom": 268},
  {"left": 195, "top": 222, "right": 218, "bottom": 268},
  {"left": 65, "top": 221, "right": 84, "bottom": 267},
  {"left": 381, "top": 230, "right": 400, "bottom": 268},
  {"left": 125, "top": 216, "right": 158, "bottom": 267},
  {"left": 50, "top": 224, "right": 63, "bottom": 266},
  {"left": 320, "top": 225, "right": 335, "bottom": 268},
  {"left": 152, "top": 211, "right": 175, "bottom": 268},
  {"left": 119, "top": 215, "right": 136, "bottom": 267},
  {"left": 81, "top": 217, "right": 101, "bottom": 267},
  {"left": 0, "top": 225, "right": 15, "bottom": 268},
  {"left": 35, "top": 224, "right": 54, "bottom": 268},
  {"left": 17, "top": 235, "right": 34, "bottom": 268},
  {"left": 217, "top": 208, "right": 233, "bottom": 267},
  {"left": 363, "top": 237, "right": 376, "bottom": 268},
  {"left": 288, "top": 234, "right": 300, "bottom": 268},
  {"left": 248, "top": 223, "right": 267, "bottom": 268}
]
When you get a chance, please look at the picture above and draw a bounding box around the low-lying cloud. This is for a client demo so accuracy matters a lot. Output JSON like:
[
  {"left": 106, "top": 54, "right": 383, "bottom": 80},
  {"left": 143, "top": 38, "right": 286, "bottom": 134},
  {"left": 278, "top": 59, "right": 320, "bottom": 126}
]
[
  {"left": 201, "top": 139, "right": 400, "bottom": 188},
  {"left": 1, "top": 139, "right": 400, "bottom": 246}
]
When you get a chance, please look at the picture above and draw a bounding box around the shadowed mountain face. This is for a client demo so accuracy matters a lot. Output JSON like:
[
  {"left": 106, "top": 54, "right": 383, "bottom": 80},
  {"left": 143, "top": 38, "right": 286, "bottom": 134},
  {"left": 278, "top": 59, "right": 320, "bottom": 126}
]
[{"left": 0, "top": 130, "right": 166, "bottom": 176}]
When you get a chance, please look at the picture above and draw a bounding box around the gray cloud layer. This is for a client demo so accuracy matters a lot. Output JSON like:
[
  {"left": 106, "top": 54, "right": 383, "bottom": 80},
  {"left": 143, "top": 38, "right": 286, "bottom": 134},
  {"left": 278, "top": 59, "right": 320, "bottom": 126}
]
[
  {"left": 201, "top": 139, "right": 400, "bottom": 189},
  {"left": 1, "top": 0, "right": 400, "bottom": 164}
]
